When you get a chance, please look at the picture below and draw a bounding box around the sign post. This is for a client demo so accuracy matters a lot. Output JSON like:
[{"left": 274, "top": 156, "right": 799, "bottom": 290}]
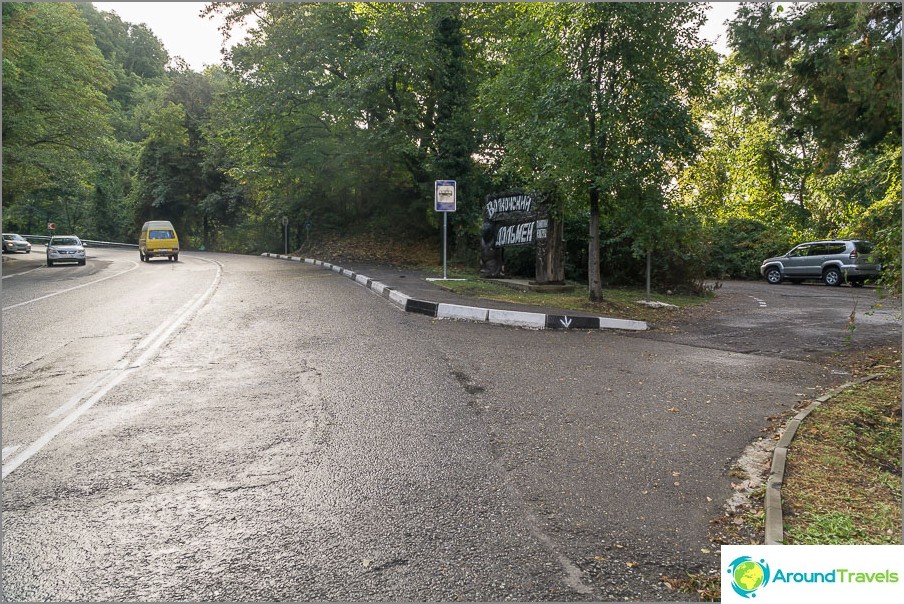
[{"left": 434, "top": 180, "right": 456, "bottom": 280}]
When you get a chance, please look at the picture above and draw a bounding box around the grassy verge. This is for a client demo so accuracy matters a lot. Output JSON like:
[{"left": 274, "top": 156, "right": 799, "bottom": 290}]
[
  {"left": 296, "top": 236, "right": 714, "bottom": 322},
  {"left": 781, "top": 367, "right": 902, "bottom": 544},
  {"left": 667, "top": 349, "right": 901, "bottom": 601},
  {"left": 433, "top": 271, "right": 713, "bottom": 323}
]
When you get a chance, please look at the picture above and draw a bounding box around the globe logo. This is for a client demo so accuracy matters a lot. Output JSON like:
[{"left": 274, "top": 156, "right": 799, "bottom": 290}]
[{"left": 727, "top": 556, "right": 771, "bottom": 598}]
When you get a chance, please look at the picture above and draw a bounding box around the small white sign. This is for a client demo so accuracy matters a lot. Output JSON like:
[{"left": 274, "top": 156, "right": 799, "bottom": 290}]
[{"left": 435, "top": 180, "right": 457, "bottom": 212}]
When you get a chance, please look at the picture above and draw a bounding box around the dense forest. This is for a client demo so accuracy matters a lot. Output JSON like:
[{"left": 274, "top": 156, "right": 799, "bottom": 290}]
[{"left": 2, "top": 2, "right": 901, "bottom": 294}]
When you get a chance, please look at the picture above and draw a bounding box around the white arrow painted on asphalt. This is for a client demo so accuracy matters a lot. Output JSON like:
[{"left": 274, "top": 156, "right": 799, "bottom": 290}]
[{"left": 560, "top": 316, "right": 572, "bottom": 328}]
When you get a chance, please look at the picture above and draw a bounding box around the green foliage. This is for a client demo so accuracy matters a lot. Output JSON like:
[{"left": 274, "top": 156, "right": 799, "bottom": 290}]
[
  {"left": 702, "top": 218, "right": 795, "bottom": 280},
  {"left": 130, "top": 67, "right": 250, "bottom": 249},
  {"left": 677, "top": 3, "right": 901, "bottom": 289},
  {"left": 203, "top": 2, "right": 487, "bottom": 251},
  {"left": 731, "top": 2, "right": 901, "bottom": 157},
  {"left": 853, "top": 144, "right": 903, "bottom": 291},
  {"left": 479, "top": 2, "right": 716, "bottom": 300},
  {"left": 3, "top": 2, "right": 897, "bottom": 294},
  {"left": 2, "top": 2, "right": 113, "bottom": 209}
]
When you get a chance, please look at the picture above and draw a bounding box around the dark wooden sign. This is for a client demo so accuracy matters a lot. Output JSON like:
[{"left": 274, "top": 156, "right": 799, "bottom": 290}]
[{"left": 479, "top": 191, "right": 564, "bottom": 284}]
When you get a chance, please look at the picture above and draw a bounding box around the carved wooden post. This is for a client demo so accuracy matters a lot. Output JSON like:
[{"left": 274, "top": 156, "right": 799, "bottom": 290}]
[{"left": 533, "top": 202, "right": 565, "bottom": 285}]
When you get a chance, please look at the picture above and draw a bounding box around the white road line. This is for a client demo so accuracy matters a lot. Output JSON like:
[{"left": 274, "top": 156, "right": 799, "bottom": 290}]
[
  {"left": 750, "top": 296, "right": 768, "bottom": 309},
  {"left": 132, "top": 259, "right": 222, "bottom": 368},
  {"left": 47, "top": 362, "right": 127, "bottom": 419},
  {"left": 2, "top": 258, "right": 223, "bottom": 479},
  {"left": 2, "top": 261, "right": 140, "bottom": 311},
  {"left": 1, "top": 266, "right": 44, "bottom": 280},
  {"left": 135, "top": 293, "right": 202, "bottom": 351},
  {"left": 2, "top": 446, "right": 21, "bottom": 460},
  {"left": 2, "top": 367, "right": 139, "bottom": 478}
]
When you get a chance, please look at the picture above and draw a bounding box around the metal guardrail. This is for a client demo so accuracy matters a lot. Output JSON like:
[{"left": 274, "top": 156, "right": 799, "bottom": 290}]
[{"left": 21, "top": 235, "right": 138, "bottom": 249}]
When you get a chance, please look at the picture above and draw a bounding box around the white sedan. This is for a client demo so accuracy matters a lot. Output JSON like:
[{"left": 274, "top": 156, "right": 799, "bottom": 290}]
[
  {"left": 3, "top": 233, "right": 32, "bottom": 253},
  {"left": 46, "top": 235, "right": 86, "bottom": 266}
]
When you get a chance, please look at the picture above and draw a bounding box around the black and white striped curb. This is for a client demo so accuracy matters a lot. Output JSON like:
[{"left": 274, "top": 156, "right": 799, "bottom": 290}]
[{"left": 262, "top": 253, "right": 648, "bottom": 331}]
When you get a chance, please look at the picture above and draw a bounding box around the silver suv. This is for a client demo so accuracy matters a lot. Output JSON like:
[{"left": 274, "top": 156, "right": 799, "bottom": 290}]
[{"left": 760, "top": 240, "right": 881, "bottom": 287}]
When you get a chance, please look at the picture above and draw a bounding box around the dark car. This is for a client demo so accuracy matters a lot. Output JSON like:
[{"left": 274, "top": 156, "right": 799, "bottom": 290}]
[{"left": 760, "top": 240, "right": 881, "bottom": 287}]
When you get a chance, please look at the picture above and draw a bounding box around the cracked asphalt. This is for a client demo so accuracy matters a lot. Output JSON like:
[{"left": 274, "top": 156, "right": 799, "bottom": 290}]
[{"left": 2, "top": 249, "right": 900, "bottom": 601}]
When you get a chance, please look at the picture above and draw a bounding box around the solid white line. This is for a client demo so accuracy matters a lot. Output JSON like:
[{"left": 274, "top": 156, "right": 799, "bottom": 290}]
[
  {"left": 2, "top": 366, "right": 138, "bottom": 478},
  {"left": 132, "top": 260, "right": 222, "bottom": 368},
  {"left": 1, "top": 266, "right": 44, "bottom": 280},
  {"left": 2, "top": 261, "right": 140, "bottom": 311},
  {"left": 2, "top": 258, "right": 223, "bottom": 479},
  {"left": 47, "top": 363, "right": 126, "bottom": 419},
  {"left": 135, "top": 293, "right": 202, "bottom": 350}
]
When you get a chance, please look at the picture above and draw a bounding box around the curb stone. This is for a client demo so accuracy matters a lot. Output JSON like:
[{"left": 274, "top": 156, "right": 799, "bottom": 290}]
[
  {"left": 261, "top": 253, "right": 648, "bottom": 332},
  {"left": 764, "top": 373, "right": 884, "bottom": 545}
]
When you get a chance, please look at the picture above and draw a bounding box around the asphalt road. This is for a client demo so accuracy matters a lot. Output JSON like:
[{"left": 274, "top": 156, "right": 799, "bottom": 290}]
[{"left": 2, "top": 248, "right": 900, "bottom": 601}]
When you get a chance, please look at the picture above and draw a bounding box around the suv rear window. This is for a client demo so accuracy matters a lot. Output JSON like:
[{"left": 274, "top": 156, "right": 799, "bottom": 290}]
[
  {"left": 149, "top": 230, "right": 175, "bottom": 239},
  {"left": 854, "top": 241, "right": 874, "bottom": 254}
]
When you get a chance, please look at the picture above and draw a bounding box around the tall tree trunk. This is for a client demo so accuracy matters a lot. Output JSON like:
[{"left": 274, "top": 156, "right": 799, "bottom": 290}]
[{"left": 588, "top": 187, "right": 602, "bottom": 301}]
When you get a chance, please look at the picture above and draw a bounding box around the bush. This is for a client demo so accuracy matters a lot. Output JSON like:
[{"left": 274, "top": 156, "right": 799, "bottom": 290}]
[{"left": 702, "top": 218, "right": 795, "bottom": 280}]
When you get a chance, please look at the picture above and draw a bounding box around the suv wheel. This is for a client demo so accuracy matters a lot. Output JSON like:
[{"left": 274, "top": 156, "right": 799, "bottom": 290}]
[
  {"left": 764, "top": 267, "right": 782, "bottom": 284},
  {"left": 823, "top": 267, "right": 843, "bottom": 286}
]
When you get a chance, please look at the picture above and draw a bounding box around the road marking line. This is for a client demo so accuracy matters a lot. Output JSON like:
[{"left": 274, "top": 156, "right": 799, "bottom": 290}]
[
  {"left": 132, "top": 260, "right": 222, "bottom": 368},
  {"left": 2, "top": 446, "right": 21, "bottom": 460},
  {"left": 1, "top": 266, "right": 44, "bottom": 280},
  {"left": 2, "top": 366, "right": 138, "bottom": 479},
  {"left": 47, "top": 363, "right": 127, "bottom": 419},
  {"left": 2, "top": 261, "right": 140, "bottom": 311},
  {"left": 135, "top": 293, "right": 202, "bottom": 350},
  {"left": 2, "top": 258, "right": 223, "bottom": 480},
  {"left": 750, "top": 296, "right": 768, "bottom": 308}
]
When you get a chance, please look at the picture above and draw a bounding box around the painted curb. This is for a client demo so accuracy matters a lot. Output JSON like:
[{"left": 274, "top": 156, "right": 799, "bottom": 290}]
[
  {"left": 437, "top": 303, "right": 489, "bottom": 323},
  {"left": 262, "top": 254, "right": 649, "bottom": 332},
  {"left": 487, "top": 308, "right": 547, "bottom": 329},
  {"left": 764, "top": 373, "right": 884, "bottom": 545}
]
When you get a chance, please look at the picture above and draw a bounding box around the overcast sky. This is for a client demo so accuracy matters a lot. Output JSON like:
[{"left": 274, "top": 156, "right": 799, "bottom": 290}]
[{"left": 92, "top": 2, "right": 741, "bottom": 72}]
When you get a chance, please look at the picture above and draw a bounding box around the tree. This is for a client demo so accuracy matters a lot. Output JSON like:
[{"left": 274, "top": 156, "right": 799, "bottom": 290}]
[
  {"left": 203, "top": 2, "right": 485, "bottom": 250},
  {"left": 677, "top": 57, "right": 807, "bottom": 234},
  {"left": 730, "top": 2, "right": 901, "bottom": 166},
  {"left": 722, "top": 2, "right": 902, "bottom": 288},
  {"left": 481, "top": 3, "right": 715, "bottom": 300},
  {"left": 2, "top": 2, "right": 113, "bottom": 209}
]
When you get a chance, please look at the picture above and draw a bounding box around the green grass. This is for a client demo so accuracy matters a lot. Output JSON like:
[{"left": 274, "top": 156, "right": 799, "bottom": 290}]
[
  {"left": 781, "top": 369, "right": 902, "bottom": 545},
  {"left": 670, "top": 359, "right": 901, "bottom": 601},
  {"left": 433, "top": 271, "right": 713, "bottom": 322}
]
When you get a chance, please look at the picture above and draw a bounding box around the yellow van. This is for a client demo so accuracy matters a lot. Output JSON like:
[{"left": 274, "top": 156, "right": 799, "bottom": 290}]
[{"left": 139, "top": 220, "right": 180, "bottom": 262}]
